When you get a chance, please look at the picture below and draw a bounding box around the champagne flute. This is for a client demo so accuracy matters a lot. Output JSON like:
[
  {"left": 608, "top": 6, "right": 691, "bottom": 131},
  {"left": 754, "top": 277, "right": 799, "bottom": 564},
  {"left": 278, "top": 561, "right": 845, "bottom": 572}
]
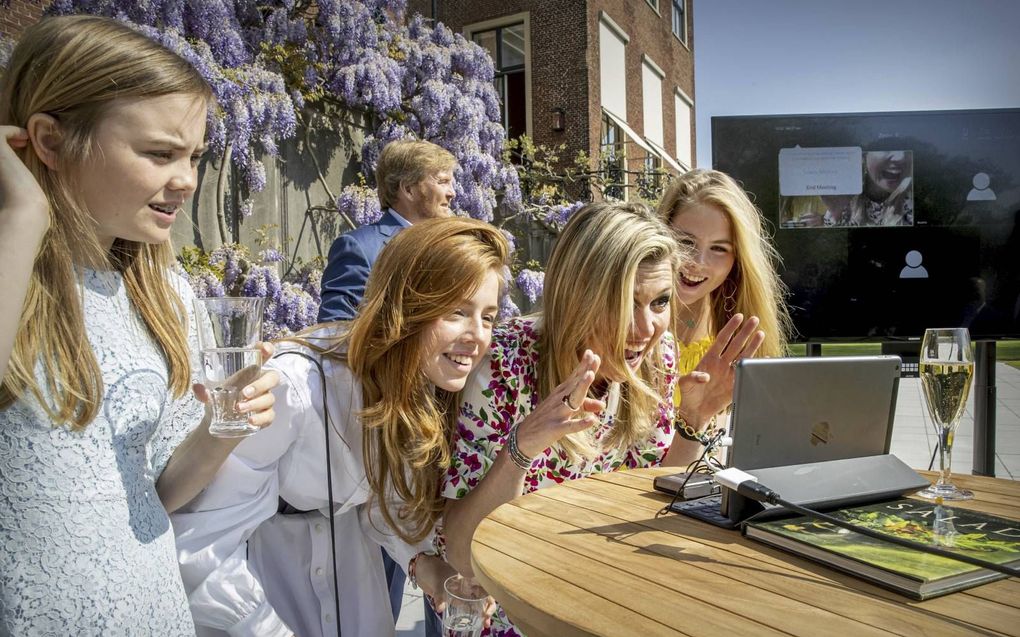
[
  {"left": 194, "top": 297, "right": 265, "bottom": 438},
  {"left": 442, "top": 575, "right": 486, "bottom": 637},
  {"left": 917, "top": 327, "right": 975, "bottom": 501}
]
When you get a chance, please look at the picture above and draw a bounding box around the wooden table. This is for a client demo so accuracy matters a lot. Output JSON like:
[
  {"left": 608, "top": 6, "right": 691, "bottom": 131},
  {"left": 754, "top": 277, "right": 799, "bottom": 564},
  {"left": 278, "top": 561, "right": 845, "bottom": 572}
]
[{"left": 470, "top": 468, "right": 1020, "bottom": 637}]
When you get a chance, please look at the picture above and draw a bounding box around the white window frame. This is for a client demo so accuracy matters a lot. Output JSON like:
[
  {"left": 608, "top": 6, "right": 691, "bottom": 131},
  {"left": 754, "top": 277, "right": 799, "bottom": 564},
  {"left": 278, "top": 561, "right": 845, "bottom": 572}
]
[
  {"left": 641, "top": 54, "right": 665, "bottom": 149},
  {"left": 464, "top": 12, "right": 532, "bottom": 139},
  {"left": 601, "top": 112, "right": 628, "bottom": 201},
  {"left": 674, "top": 88, "right": 694, "bottom": 170},
  {"left": 598, "top": 12, "right": 630, "bottom": 125},
  {"left": 672, "top": 0, "right": 688, "bottom": 47}
]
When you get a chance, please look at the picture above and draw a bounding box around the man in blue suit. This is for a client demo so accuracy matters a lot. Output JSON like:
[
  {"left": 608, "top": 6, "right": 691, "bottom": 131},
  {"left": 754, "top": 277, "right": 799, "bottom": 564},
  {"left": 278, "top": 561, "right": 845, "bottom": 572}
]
[
  {"left": 317, "top": 140, "right": 456, "bottom": 633},
  {"left": 318, "top": 139, "right": 457, "bottom": 322}
]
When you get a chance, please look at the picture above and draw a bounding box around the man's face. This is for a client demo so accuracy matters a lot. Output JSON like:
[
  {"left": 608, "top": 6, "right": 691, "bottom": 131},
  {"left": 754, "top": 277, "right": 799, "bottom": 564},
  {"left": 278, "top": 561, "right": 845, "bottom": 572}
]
[{"left": 408, "top": 169, "right": 456, "bottom": 220}]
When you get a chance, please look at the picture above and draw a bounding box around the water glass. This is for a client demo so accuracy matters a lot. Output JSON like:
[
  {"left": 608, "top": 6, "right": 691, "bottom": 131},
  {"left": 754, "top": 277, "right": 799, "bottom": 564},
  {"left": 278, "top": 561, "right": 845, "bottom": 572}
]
[
  {"left": 917, "top": 327, "right": 975, "bottom": 501},
  {"left": 442, "top": 575, "right": 486, "bottom": 637},
  {"left": 193, "top": 297, "right": 264, "bottom": 438}
]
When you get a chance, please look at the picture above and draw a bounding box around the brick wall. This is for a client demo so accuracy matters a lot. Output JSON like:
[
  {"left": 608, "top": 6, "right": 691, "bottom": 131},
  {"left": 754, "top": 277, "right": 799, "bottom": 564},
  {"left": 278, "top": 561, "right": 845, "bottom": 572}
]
[
  {"left": 1, "top": 0, "right": 48, "bottom": 39},
  {"left": 588, "top": 0, "right": 695, "bottom": 170},
  {"left": 407, "top": 0, "right": 591, "bottom": 170},
  {"left": 408, "top": 0, "right": 695, "bottom": 185}
]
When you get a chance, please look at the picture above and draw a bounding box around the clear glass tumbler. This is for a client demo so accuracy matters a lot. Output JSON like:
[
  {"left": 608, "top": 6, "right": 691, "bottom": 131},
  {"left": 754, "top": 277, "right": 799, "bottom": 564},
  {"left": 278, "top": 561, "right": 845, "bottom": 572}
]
[{"left": 193, "top": 297, "right": 264, "bottom": 438}]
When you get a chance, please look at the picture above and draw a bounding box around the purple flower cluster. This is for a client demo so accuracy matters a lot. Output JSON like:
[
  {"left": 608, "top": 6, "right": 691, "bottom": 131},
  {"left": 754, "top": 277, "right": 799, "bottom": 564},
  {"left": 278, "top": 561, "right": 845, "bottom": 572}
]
[
  {"left": 336, "top": 183, "right": 383, "bottom": 226},
  {"left": 182, "top": 243, "right": 320, "bottom": 338},
  {"left": 347, "top": 11, "right": 521, "bottom": 222},
  {"left": 544, "top": 201, "right": 586, "bottom": 227},
  {"left": 187, "top": 269, "right": 225, "bottom": 298},
  {"left": 291, "top": 263, "right": 323, "bottom": 305},
  {"left": 267, "top": 282, "right": 319, "bottom": 340},
  {"left": 515, "top": 269, "right": 545, "bottom": 305},
  {"left": 49, "top": 0, "right": 535, "bottom": 309},
  {"left": 499, "top": 228, "right": 517, "bottom": 256},
  {"left": 498, "top": 293, "right": 521, "bottom": 321},
  {"left": 47, "top": 1, "right": 297, "bottom": 215},
  {"left": 209, "top": 244, "right": 246, "bottom": 291},
  {"left": 259, "top": 248, "right": 285, "bottom": 263}
]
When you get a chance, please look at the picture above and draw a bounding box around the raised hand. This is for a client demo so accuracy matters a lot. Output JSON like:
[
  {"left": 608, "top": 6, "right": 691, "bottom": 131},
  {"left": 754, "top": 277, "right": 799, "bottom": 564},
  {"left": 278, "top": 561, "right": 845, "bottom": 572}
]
[
  {"left": 0, "top": 126, "right": 49, "bottom": 234},
  {"left": 514, "top": 350, "right": 604, "bottom": 458},
  {"left": 677, "top": 313, "right": 764, "bottom": 423}
]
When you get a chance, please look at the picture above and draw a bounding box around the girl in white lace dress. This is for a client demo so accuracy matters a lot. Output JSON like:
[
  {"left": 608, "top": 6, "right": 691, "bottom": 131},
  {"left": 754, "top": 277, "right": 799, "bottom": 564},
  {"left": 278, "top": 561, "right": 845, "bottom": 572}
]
[{"left": 0, "top": 16, "right": 278, "bottom": 636}]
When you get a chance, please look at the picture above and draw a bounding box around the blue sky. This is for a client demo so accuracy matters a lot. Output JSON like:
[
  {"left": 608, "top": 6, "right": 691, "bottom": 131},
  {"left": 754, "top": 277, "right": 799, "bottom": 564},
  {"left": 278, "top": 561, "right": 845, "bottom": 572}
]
[{"left": 693, "top": 0, "right": 1020, "bottom": 167}]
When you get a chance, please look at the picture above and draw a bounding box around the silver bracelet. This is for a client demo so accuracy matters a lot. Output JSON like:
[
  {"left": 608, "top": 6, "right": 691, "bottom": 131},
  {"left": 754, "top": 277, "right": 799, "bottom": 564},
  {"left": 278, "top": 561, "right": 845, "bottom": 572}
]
[{"left": 506, "top": 426, "right": 534, "bottom": 471}]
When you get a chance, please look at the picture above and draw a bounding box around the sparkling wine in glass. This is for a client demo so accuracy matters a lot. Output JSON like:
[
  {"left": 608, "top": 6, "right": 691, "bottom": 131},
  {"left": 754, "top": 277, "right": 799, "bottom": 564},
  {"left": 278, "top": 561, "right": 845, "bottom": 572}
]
[
  {"left": 194, "top": 297, "right": 264, "bottom": 438},
  {"left": 917, "top": 327, "right": 974, "bottom": 501},
  {"left": 442, "top": 575, "right": 485, "bottom": 637}
]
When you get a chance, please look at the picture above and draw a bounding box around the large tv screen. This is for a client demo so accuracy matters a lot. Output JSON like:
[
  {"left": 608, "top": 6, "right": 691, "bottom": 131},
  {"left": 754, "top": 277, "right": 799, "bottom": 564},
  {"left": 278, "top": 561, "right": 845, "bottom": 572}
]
[{"left": 712, "top": 109, "right": 1020, "bottom": 341}]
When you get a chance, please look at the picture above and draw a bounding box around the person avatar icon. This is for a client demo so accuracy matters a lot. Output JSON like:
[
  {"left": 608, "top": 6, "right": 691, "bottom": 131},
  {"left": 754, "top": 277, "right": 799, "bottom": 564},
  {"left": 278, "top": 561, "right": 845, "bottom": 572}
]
[
  {"left": 900, "top": 250, "right": 929, "bottom": 279},
  {"left": 967, "top": 172, "right": 997, "bottom": 201}
]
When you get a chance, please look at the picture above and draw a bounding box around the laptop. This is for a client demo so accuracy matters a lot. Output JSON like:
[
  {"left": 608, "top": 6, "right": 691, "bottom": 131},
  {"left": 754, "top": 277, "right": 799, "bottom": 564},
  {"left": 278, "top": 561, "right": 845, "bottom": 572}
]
[
  {"left": 673, "top": 355, "right": 905, "bottom": 527},
  {"left": 728, "top": 355, "right": 901, "bottom": 471}
]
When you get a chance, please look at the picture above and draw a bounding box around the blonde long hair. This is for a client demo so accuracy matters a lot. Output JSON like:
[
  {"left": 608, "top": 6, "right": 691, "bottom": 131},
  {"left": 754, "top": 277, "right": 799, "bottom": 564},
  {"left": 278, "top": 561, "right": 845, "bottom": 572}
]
[
  {"left": 538, "top": 202, "right": 681, "bottom": 463},
  {"left": 657, "top": 169, "right": 792, "bottom": 358},
  {"left": 286, "top": 218, "right": 510, "bottom": 543},
  {"left": 0, "top": 16, "right": 213, "bottom": 429}
]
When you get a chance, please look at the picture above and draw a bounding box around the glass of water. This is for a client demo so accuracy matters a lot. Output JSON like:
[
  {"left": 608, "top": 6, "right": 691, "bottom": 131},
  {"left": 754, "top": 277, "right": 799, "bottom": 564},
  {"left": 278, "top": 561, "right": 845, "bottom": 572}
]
[
  {"left": 442, "top": 575, "right": 486, "bottom": 637},
  {"left": 193, "top": 297, "right": 265, "bottom": 438}
]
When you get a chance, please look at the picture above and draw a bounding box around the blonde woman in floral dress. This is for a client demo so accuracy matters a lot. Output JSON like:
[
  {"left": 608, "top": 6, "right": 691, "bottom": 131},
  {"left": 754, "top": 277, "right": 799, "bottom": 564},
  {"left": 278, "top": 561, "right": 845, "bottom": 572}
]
[{"left": 440, "top": 202, "right": 763, "bottom": 636}]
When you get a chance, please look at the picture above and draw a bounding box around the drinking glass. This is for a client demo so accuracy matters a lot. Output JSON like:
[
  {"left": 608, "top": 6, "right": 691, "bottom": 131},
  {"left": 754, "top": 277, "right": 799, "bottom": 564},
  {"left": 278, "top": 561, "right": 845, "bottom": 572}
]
[
  {"left": 442, "top": 575, "right": 486, "bottom": 637},
  {"left": 917, "top": 327, "right": 975, "bottom": 501},
  {"left": 193, "top": 297, "right": 265, "bottom": 438}
]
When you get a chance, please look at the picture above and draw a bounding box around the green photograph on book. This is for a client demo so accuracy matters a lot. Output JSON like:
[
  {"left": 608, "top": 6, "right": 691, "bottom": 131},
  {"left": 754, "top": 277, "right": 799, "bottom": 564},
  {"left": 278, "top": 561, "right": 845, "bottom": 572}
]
[{"left": 745, "top": 498, "right": 1020, "bottom": 599}]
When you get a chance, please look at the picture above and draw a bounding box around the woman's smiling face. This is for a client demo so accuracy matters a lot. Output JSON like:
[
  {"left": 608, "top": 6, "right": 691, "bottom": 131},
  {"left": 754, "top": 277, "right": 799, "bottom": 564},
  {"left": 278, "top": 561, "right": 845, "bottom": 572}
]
[
  {"left": 669, "top": 202, "right": 736, "bottom": 306},
  {"left": 865, "top": 151, "right": 909, "bottom": 197}
]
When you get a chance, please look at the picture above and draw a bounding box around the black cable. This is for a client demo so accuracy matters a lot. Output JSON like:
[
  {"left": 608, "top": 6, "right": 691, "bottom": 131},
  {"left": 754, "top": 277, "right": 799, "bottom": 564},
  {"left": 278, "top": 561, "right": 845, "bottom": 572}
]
[
  {"left": 657, "top": 428, "right": 726, "bottom": 518},
  {"left": 736, "top": 481, "right": 1020, "bottom": 579},
  {"left": 274, "top": 350, "right": 343, "bottom": 637}
]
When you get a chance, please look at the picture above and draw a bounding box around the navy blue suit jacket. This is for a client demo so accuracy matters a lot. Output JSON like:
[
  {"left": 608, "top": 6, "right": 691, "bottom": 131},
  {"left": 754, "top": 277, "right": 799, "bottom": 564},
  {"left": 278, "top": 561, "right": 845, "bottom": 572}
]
[{"left": 317, "top": 209, "right": 407, "bottom": 322}]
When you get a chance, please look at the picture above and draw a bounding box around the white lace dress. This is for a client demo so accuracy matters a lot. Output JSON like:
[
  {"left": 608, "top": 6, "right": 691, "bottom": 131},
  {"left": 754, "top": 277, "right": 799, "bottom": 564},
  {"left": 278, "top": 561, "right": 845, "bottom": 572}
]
[{"left": 0, "top": 269, "right": 203, "bottom": 636}]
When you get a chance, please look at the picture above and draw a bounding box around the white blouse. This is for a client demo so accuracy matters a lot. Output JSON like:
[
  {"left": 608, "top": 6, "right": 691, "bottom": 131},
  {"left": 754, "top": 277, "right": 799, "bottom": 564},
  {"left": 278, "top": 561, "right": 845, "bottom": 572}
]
[{"left": 172, "top": 329, "right": 430, "bottom": 637}]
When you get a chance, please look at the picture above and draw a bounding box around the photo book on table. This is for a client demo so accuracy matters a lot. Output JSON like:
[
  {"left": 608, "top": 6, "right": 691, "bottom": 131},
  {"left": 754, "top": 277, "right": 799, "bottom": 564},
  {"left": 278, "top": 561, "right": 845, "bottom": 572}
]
[{"left": 743, "top": 498, "right": 1020, "bottom": 600}]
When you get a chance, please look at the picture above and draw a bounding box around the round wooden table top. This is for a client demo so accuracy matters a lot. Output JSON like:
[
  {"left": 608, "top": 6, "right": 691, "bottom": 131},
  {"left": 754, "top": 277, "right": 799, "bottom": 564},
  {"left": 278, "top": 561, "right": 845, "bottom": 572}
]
[{"left": 470, "top": 467, "right": 1020, "bottom": 637}]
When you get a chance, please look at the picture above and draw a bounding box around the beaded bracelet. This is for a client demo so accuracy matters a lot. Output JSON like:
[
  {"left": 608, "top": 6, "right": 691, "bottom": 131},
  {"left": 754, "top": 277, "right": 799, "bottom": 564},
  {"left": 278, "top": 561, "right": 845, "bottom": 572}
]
[{"left": 506, "top": 426, "right": 534, "bottom": 471}]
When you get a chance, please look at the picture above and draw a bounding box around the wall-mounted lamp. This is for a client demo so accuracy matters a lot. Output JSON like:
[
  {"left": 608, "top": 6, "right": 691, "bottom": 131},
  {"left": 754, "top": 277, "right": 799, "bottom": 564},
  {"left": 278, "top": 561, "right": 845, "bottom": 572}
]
[{"left": 551, "top": 107, "right": 566, "bottom": 132}]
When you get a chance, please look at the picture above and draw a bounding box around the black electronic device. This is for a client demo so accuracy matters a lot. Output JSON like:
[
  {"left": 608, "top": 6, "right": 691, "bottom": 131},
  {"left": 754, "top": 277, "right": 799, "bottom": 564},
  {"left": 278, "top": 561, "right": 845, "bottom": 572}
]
[
  {"left": 712, "top": 108, "right": 1020, "bottom": 341},
  {"left": 652, "top": 472, "right": 720, "bottom": 500}
]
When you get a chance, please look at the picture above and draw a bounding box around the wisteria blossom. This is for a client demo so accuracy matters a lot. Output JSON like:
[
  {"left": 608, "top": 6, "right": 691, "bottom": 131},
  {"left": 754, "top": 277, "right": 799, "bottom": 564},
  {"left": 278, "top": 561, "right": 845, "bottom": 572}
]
[
  {"left": 516, "top": 269, "right": 545, "bottom": 305},
  {"left": 42, "top": 0, "right": 548, "bottom": 333},
  {"left": 336, "top": 183, "right": 383, "bottom": 226},
  {"left": 545, "top": 201, "right": 586, "bottom": 227},
  {"left": 47, "top": 1, "right": 297, "bottom": 214},
  {"left": 184, "top": 243, "right": 319, "bottom": 339}
]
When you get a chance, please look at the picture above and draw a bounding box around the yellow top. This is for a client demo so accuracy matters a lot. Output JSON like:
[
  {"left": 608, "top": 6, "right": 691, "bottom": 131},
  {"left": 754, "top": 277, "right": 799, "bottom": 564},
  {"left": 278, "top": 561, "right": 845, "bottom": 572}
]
[{"left": 672, "top": 335, "right": 714, "bottom": 410}]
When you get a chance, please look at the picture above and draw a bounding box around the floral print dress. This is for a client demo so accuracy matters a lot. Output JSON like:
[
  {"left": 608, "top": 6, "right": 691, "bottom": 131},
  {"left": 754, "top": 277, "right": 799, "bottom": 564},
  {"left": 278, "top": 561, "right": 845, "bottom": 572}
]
[{"left": 441, "top": 317, "right": 679, "bottom": 636}]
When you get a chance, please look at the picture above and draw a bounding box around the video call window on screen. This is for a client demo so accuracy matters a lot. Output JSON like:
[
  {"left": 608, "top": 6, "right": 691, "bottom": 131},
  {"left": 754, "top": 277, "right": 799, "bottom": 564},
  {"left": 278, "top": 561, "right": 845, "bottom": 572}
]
[
  {"left": 712, "top": 109, "right": 1020, "bottom": 340},
  {"left": 779, "top": 147, "right": 915, "bottom": 228}
]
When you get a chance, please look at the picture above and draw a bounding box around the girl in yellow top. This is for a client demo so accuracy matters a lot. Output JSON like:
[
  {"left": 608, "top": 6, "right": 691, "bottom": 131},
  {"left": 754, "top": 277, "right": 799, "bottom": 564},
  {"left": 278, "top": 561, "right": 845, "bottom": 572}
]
[{"left": 657, "top": 169, "right": 792, "bottom": 416}]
